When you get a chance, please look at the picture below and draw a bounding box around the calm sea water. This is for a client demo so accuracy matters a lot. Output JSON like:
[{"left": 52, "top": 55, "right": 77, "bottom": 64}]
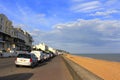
[{"left": 75, "top": 54, "right": 120, "bottom": 62}]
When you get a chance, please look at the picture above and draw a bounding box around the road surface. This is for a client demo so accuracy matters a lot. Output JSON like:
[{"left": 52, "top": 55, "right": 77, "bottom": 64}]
[{"left": 0, "top": 56, "right": 73, "bottom": 80}]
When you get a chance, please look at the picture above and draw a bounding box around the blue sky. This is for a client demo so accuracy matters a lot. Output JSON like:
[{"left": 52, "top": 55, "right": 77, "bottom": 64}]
[{"left": 0, "top": 0, "right": 120, "bottom": 53}]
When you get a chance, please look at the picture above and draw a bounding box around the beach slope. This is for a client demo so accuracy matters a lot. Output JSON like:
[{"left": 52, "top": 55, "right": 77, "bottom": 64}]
[{"left": 65, "top": 54, "right": 120, "bottom": 80}]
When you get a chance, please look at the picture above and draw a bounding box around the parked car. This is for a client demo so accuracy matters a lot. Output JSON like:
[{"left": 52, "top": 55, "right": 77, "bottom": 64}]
[
  {"left": 46, "top": 53, "right": 50, "bottom": 60},
  {"left": 15, "top": 53, "right": 38, "bottom": 68},
  {"left": 30, "top": 51, "right": 44, "bottom": 62},
  {"left": 43, "top": 53, "right": 48, "bottom": 61}
]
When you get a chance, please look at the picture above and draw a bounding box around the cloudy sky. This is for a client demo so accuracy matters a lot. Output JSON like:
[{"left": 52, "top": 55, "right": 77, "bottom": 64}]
[{"left": 0, "top": 0, "right": 120, "bottom": 53}]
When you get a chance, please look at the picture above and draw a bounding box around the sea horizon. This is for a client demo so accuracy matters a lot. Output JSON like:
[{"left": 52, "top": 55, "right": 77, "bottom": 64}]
[{"left": 74, "top": 54, "right": 120, "bottom": 62}]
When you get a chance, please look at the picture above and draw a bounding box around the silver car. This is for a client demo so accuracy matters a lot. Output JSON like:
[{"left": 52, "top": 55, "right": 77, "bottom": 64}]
[{"left": 15, "top": 53, "right": 38, "bottom": 68}]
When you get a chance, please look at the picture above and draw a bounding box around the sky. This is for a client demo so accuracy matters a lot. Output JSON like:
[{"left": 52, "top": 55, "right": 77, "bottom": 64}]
[{"left": 0, "top": 0, "right": 120, "bottom": 53}]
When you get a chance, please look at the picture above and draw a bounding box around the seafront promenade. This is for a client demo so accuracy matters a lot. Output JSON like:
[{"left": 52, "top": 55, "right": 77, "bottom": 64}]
[
  {"left": 0, "top": 56, "right": 73, "bottom": 80},
  {"left": 1, "top": 54, "right": 120, "bottom": 80}
]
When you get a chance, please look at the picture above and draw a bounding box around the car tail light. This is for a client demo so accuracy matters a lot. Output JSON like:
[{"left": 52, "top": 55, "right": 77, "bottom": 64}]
[{"left": 30, "top": 58, "right": 32, "bottom": 62}]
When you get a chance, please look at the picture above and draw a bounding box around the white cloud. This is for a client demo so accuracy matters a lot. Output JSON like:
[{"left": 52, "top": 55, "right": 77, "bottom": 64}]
[
  {"left": 71, "top": 1, "right": 102, "bottom": 12},
  {"left": 101, "top": 38, "right": 120, "bottom": 41},
  {"left": 13, "top": 24, "right": 33, "bottom": 32},
  {"left": 16, "top": 5, "right": 46, "bottom": 23},
  {"left": 31, "top": 19, "right": 120, "bottom": 53},
  {"left": 90, "top": 10, "right": 119, "bottom": 16},
  {"left": 17, "top": 5, "right": 27, "bottom": 16},
  {"left": 70, "top": 0, "right": 120, "bottom": 19},
  {"left": 1, "top": 0, "right": 120, "bottom": 53},
  {"left": 0, "top": 3, "right": 48, "bottom": 31},
  {"left": 105, "top": 0, "right": 118, "bottom": 6}
]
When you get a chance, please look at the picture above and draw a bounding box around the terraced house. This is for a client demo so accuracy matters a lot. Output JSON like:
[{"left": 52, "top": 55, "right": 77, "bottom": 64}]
[{"left": 0, "top": 14, "right": 33, "bottom": 52}]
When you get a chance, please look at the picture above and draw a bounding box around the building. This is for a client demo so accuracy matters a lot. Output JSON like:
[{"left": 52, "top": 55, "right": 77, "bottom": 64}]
[
  {"left": 13, "top": 28, "right": 26, "bottom": 51},
  {"left": 48, "top": 47, "right": 56, "bottom": 54},
  {"left": 24, "top": 31, "right": 33, "bottom": 51},
  {"left": 0, "top": 14, "right": 33, "bottom": 52},
  {"left": 13, "top": 28, "right": 33, "bottom": 51},
  {"left": 33, "top": 43, "right": 58, "bottom": 55},
  {"left": 34, "top": 43, "right": 48, "bottom": 51},
  {"left": 0, "top": 14, "right": 14, "bottom": 51}
]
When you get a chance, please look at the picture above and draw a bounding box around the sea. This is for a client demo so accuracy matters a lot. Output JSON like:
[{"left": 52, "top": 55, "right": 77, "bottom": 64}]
[{"left": 75, "top": 54, "right": 120, "bottom": 62}]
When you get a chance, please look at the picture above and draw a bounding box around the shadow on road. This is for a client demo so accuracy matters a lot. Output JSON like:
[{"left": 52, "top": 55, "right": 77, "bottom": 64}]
[
  {"left": 0, "top": 73, "right": 33, "bottom": 80},
  {"left": 36, "top": 57, "right": 54, "bottom": 68},
  {"left": 36, "top": 61, "right": 48, "bottom": 68}
]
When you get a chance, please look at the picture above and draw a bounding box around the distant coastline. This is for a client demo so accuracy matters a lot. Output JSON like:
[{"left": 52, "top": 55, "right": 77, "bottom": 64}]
[{"left": 74, "top": 54, "right": 120, "bottom": 62}]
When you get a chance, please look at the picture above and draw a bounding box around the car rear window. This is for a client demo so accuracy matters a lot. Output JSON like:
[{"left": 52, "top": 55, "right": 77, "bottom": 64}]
[{"left": 17, "top": 54, "right": 31, "bottom": 58}]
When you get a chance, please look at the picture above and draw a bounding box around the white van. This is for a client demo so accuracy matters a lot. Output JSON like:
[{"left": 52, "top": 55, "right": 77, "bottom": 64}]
[{"left": 30, "top": 51, "right": 44, "bottom": 62}]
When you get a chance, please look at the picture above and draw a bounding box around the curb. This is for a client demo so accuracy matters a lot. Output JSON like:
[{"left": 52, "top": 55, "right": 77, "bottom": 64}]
[{"left": 62, "top": 56, "right": 104, "bottom": 80}]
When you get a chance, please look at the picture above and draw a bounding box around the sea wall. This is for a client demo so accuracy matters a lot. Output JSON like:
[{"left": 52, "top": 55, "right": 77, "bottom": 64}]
[{"left": 62, "top": 56, "right": 103, "bottom": 80}]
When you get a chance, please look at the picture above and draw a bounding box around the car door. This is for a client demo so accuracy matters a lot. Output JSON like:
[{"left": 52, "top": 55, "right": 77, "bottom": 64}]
[{"left": 32, "top": 54, "right": 38, "bottom": 63}]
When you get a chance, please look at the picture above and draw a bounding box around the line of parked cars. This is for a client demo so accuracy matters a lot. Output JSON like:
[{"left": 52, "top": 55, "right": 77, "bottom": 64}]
[{"left": 15, "top": 50, "right": 55, "bottom": 68}]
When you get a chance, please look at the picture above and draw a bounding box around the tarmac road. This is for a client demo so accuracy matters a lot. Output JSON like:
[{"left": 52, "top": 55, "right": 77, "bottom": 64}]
[{"left": 0, "top": 56, "right": 73, "bottom": 80}]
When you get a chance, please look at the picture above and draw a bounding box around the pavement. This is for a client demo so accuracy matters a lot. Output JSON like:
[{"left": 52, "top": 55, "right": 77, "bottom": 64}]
[{"left": 0, "top": 56, "right": 73, "bottom": 80}]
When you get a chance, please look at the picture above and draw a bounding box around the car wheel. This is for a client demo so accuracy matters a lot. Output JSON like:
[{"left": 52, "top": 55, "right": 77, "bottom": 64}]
[
  {"left": 16, "top": 65, "right": 19, "bottom": 67},
  {"left": 31, "top": 64, "right": 34, "bottom": 68}
]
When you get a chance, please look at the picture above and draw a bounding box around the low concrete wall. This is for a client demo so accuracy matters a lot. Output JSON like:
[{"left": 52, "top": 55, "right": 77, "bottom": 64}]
[{"left": 62, "top": 56, "right": 104, "bottom": 80}]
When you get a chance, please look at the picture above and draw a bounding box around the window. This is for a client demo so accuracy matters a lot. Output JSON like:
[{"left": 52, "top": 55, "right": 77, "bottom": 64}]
[
  {"left": 0, "top": 24, "right": 2, "bottom": 30},
  {"left": 1, "top": 18, "right": 3, "bottom": 23},
  {"left": 17, "top": 54, "right": 31, "bottom": 58}
]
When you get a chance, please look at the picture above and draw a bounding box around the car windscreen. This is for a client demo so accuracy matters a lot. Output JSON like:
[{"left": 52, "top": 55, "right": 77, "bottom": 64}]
[{"left": 17, "top": 54, "right": 31, "bottom": 58}]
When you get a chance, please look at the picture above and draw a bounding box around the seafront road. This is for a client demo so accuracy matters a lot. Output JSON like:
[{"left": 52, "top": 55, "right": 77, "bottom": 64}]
[{"left": 0, "top": 56, "right": 73, "bottom": 80}]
